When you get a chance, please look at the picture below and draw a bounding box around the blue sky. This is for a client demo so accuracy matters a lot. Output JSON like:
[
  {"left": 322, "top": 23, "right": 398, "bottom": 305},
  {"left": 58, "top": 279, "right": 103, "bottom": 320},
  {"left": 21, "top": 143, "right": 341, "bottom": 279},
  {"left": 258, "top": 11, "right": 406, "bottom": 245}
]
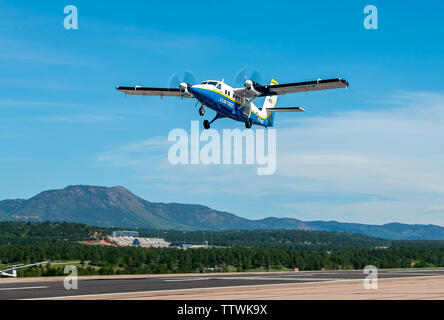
[{"left": 1, "top": 0, "right": 444, "bottom": 225}]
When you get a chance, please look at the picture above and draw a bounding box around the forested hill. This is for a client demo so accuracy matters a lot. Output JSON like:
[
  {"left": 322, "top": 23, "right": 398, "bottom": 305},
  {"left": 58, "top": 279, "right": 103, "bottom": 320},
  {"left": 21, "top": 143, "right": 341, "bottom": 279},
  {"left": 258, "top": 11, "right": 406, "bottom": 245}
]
[{"left": 1, "top": 185, "right": 444, "bottom": 240}]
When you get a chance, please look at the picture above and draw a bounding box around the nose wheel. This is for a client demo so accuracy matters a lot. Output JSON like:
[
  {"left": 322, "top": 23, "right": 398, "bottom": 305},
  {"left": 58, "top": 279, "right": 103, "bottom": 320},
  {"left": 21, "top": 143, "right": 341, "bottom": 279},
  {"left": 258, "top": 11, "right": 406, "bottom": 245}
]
[
  {"left": 203, "top": 120, "right": 210, "bottom": 130},
  {"left": 245, "top": 118, "right": 252, "bottom": 129},
  {"left": 199, "top": 106, "right": 205, "bottom": 116}
]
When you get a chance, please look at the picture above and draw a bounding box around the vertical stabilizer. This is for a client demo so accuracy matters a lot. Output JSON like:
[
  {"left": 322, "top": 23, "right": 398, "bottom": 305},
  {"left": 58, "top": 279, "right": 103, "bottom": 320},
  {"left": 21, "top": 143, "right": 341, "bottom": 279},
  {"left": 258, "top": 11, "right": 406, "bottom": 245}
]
[{"left": 263, "top": 79, "right": 279, "bottom": 127}]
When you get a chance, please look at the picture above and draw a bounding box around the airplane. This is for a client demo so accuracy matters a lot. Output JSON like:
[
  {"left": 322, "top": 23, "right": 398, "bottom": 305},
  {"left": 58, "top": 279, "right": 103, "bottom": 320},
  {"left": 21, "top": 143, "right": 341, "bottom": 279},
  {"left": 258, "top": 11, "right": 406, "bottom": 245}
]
[
  {"left": 0, "top": 261, "right": 48, "bottom": 278},
  {"left": 116, "top": 77, "right": 349, "bottom": 129}
]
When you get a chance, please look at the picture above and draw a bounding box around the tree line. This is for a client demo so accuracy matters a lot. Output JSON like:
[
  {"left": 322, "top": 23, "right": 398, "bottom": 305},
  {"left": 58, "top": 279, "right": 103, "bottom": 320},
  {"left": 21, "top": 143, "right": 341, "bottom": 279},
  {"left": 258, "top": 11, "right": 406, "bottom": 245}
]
[
  {"left": 1, "top": 239, "right": 443, "bottom": 277},
  {"left": 1, "top": 222, "right": 443, "bottom": 277},
  {"left": 0, "top": 221, "right": 396, "bottom": 250}
]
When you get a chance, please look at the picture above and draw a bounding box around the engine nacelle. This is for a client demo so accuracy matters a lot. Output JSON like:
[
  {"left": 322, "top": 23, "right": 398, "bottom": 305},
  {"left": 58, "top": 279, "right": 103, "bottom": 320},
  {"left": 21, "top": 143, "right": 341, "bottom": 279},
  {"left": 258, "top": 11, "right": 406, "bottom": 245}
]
[
  {"left": 244, "top": 80, "right": 253, "bottom": 90},
  {"left": 243, "top": 79, "right": 261, "bottom": 97},
  {"left": 179, "top": 82, "right": 193, "bottom": 98}
]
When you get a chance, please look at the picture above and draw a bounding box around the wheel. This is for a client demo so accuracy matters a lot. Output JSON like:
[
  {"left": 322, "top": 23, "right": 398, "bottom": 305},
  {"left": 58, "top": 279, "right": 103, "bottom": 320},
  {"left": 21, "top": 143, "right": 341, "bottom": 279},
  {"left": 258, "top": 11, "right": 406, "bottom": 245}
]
[
  {"left": 245, "top": 118, "right": 252, "bottom": 129},
  {"left": 199, "top": 106, "right": 205, "bottom": 116},
  {"left": 203, "top": 120, "right": 210, "bottom": 130}
]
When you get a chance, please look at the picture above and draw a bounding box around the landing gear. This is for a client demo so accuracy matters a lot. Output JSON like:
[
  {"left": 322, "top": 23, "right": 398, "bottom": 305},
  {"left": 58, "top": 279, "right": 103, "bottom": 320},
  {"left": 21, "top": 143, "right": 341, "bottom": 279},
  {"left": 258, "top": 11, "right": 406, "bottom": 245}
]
[
  {"left": 245, "top": 118, "right": 253, "bottom": 129},
  {"left": 203, "top": 113, "right": 225, "bottom": 130},
  {"left": 199, "top": 106, "right": 205, "bottom": 116}
]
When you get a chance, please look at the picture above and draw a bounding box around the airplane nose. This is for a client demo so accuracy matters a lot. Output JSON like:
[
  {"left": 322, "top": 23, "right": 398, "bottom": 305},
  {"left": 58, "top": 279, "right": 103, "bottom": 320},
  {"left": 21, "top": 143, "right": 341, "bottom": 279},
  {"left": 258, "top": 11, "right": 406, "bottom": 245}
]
[{"left": 190, "top": 86, "right": 202, "bottom": 98}]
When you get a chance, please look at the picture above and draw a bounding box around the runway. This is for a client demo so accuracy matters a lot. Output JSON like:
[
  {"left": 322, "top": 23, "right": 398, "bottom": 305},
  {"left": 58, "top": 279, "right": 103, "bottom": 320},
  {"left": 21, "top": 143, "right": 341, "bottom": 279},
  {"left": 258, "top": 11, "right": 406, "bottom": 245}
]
[{"left": 1, "top": 269, "right": 444, "bottom": 300}]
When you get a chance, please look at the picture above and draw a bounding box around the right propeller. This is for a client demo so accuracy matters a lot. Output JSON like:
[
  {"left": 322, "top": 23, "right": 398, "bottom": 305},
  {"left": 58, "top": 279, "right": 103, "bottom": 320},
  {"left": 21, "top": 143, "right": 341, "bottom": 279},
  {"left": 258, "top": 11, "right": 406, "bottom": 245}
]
[{"left": 233, "top": 68, "right": 264, "bottom": 87}]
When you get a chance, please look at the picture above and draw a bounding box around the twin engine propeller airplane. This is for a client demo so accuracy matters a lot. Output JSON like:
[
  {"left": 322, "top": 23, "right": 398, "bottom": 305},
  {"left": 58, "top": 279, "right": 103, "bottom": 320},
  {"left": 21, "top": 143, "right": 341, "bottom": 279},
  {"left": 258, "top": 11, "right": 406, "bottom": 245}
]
[
  {"left": 116, "top": 77, "right": 349, "bottom": 129},
  {"left": 0, "top": 261, "right": 48, "bottom": 278}
]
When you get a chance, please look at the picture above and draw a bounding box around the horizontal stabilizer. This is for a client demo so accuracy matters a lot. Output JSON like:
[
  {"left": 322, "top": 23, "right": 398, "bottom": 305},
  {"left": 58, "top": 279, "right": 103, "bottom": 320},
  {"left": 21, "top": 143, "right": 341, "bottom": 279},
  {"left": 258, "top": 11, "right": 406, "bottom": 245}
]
[{"left": 267, "top": 107, "right": 306, "bottom": 113}]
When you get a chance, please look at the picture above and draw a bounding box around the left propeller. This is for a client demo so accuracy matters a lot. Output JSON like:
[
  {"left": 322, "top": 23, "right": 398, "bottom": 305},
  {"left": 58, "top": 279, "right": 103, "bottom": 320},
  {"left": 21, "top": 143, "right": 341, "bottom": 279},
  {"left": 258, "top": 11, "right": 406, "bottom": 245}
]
[
  {"left": 168, "top": 70, "right": 197, "bottom": 88},
  {"left": 167, "top": 70, "right": 196, "bottom": 98}
]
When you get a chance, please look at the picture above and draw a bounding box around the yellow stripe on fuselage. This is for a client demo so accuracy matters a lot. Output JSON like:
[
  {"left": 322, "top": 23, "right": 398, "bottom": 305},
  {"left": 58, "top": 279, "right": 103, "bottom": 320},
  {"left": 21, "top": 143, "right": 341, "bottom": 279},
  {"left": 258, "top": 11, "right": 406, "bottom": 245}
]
[
  {"left": 200, "top": 87, "right": 275, "bottom": 120},
  {"left": 201, "top": 87, "right": 241, "bottom": 105}
]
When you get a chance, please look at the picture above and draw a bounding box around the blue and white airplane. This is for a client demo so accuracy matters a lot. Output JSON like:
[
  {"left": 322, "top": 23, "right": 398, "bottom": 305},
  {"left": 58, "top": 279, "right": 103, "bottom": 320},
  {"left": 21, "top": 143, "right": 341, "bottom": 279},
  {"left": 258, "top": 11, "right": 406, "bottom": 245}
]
[{"left": 117, "top": 77, "right": 349, "bottom": 129}]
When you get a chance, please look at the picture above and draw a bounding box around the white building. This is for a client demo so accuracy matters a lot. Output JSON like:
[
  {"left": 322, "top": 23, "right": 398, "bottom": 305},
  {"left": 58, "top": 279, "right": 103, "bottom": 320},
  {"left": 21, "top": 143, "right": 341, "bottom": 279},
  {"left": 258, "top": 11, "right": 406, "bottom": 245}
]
[
  {"left": 109, "top": 236, "right": 170, "bottom": 248},
  {"left": 112, "top": 231, "right": 139, "bottom": 238}
]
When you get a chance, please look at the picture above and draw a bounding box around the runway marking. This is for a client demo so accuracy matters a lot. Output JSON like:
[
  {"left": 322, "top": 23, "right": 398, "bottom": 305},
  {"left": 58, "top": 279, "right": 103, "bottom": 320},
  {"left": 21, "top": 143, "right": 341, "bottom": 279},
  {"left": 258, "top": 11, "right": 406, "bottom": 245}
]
[
  {"left": 388, "top": 270, "right": 444, "bottom": 273},
  {"left": 163, "top": 277, "right": 212, "bottom": 282},
  {"left": 0, "top": 286, "right": 48, "bottom": 291},
  {"left": 163, "top": 276, "right": 343, "bottom": 282}
]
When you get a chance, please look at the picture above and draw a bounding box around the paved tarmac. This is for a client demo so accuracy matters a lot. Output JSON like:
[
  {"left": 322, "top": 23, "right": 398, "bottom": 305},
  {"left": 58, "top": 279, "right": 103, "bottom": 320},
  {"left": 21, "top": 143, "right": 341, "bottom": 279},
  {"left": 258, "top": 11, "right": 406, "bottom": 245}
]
[{"left": 1, "top": 269, "right": 443, "bottom": 300}]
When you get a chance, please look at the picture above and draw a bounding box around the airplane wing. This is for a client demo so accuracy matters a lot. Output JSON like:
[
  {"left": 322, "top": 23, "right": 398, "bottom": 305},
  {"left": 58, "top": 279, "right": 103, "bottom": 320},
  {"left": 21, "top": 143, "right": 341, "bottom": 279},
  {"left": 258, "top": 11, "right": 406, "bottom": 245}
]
[
  {"left": 116, "top": 86, "right": 190, "bottom": 97},
  {"left": 267, "top": 107, "right": 306, "bottom": 112},
  {"left": 0, "top": 261, "right": 48, "bottom": 273},
  {"left": 234, "top": 78, "right": 348, "bottom": 98},
  {"left": 257, "top": 78, "right": 349, "bottom": 96}
]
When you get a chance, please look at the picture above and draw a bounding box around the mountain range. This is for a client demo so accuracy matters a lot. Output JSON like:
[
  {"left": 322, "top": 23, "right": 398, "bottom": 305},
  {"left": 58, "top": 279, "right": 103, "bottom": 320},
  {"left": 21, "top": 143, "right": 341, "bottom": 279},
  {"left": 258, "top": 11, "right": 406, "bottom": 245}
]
[{"left": 1, "top": 185, "right": 443, "bottom": 240}]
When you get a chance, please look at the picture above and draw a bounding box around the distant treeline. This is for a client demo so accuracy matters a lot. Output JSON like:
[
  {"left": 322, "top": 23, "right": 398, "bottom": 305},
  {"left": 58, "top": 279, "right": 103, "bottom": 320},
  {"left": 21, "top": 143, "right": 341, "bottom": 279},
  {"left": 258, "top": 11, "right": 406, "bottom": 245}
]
[
  {"left": 2, "top": 221, "right": 443, "bottom": 250},
  {"left": 1, "top": 241, "right": 443, "bottom": 277},
  {"left": 0, "top": 221, "right": 395, "bottom": 250},
  {"left": 1, "top": 222, "right": 443, "bottom": 277},
  {"left": 0, "top": 222, "right": 107, "bottom": 242},
  {"left": 140, "top": 229, "right": 394, "bottom": 250}
]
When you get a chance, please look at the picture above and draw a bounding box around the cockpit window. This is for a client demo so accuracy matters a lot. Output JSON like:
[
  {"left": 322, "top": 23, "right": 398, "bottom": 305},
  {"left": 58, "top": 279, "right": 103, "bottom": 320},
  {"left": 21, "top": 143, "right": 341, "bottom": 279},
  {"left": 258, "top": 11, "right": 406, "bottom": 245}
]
[{"left": 207, "top": 81, "right": 218, "bottom": 86}]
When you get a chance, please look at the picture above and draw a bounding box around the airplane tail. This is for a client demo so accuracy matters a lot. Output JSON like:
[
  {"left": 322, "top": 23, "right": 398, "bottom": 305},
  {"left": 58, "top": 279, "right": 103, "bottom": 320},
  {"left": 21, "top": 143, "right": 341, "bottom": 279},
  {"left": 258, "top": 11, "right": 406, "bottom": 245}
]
[{"left": 263, "top": 79, "right": 279, "bottom": 127}]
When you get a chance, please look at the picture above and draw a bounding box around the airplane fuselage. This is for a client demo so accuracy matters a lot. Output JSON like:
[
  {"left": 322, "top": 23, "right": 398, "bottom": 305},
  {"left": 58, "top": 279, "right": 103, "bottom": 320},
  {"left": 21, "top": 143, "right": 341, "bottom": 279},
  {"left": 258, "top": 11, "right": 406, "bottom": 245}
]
[{"left": 190, "top": 81, "right": 274, "bottom": 128}]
